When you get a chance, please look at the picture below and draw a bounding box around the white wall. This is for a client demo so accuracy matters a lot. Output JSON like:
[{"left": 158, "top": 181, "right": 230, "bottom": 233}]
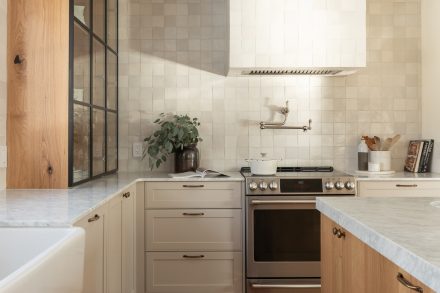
[
  {"left": 421, "top": 0, "right": 440, "bottom": 173},
  {"left": 0, "top": 0, "right": 6, "bottom": 188},
  {"left": 119, "top": 0, "right": 422, "bottom": 173}
]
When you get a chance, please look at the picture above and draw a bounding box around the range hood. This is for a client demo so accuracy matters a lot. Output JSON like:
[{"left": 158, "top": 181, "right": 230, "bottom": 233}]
[{"left": 228, "top": 0, "right": 366, "bottom": 76}]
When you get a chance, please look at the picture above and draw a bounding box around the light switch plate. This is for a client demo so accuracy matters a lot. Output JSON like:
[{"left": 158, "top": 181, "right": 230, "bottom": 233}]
[
  {"left": 0, "top": 146, "right": 7, "bottom": 168},
  {"left": 133, "top": 142, "right": 143, "bottom": 158}
]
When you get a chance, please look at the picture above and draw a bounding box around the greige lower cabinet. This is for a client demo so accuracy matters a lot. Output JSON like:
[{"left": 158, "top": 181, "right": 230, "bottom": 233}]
[
  {"left": 74, "top": 183, "right": 138, "bottom": 293},
  {"left": 144, "top": 182, "right": 243, "bottom": 293},
  {"left": 357, "top": 180, "right": 440, "bottom": 197}
]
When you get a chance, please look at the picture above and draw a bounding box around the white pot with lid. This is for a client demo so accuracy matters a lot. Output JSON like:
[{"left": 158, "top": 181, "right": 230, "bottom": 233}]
[{"left": 246, "top": 153, "right": 279, "bottom": 175}]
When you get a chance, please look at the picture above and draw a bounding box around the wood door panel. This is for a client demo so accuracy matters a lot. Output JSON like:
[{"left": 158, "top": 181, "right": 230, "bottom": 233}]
[{"left": 7, "top": 0, "right": 69, "bottom": 188}]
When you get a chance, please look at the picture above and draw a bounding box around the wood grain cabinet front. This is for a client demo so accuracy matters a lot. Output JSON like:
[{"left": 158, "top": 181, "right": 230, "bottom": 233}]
[{"left": 321, "top": 215, "right": 435, "bottom": 293}]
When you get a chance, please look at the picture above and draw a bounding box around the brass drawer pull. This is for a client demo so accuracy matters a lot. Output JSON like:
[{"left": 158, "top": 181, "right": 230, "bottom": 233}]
[
  {"left": 122, "top": 192, "right": 131, "bottom": 198},
  {"left": 332, "top": 227, "right": 338, "bottom": 235},
  {"left": 182, "top": 212, "right": 205, "bottom": 216},
  {"left": 182, "top": 184, "right": 205, "bottom": 188},
  {"left": 88, "top": 214, "right": 100, "bottom": 223},
  {"left": 397, "top": 273, "right": 423, "bottom": 292},
  {"left": 396, "top": 184, "right": 418, "bottom": 188},
  {"left": 332, "top": 227, "right": 346, "bottom": 239},
  {"left": 183, "top": 254, "right": 205, "bottom": 259}
]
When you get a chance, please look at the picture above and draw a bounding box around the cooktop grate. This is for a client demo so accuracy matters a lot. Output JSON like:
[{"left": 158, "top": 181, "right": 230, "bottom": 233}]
[{"left": 240, "top": 166, "right": 334, "bottom": 174}]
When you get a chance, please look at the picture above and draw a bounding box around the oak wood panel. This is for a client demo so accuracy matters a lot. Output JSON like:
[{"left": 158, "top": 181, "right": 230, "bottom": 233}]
[
  {"left": 321, "top": 215, "right": 435, "bottom": 293},
  {"left": 7, "top": 0, "right": 69, "bottom": 188}
]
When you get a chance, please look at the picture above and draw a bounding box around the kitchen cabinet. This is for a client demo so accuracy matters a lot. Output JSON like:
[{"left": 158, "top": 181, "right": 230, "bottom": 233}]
[
  {"left": 321, "top": 215, "right": 435, "bottom": 293},
  {"left": 7, "top": 0, "right": 119, "bottom": 188},
  {"left": 74, "top": 184, "right": 137, "bottom": 293},
  {"left": 357, "top": 180, "right": 440, "bottom": 197},
  {"left": 75, "top": 206, "right": 106, "bottom": 293},
  {"left": 144, "top": 182, "right": 243, "bottom": 293}
]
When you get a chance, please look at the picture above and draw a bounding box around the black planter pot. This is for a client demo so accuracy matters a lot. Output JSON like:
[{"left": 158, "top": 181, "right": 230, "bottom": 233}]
[{"left": 174, "top": 144, "right": 200, "bottom": 173}]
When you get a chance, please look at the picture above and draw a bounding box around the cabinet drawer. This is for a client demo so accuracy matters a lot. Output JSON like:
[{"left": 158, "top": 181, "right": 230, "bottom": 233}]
[
  {"left": 358, "top": 180, "right": 440, "bottom": 197},
  {"left": 146, "top": 252, "right": 242, "bottom": 293},
  {"left": 145, "top": 182, "right": 242, "bottom": 208},
  {"left": 145, "top": 209, "right": 242, "bottom": 251}
]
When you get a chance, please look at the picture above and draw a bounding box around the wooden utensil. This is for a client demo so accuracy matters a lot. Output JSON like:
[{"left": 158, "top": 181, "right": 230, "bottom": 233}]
[
  {"left": 389, "top": 134, "right": 401, "bottom": 149},
  {"left": 374, "top": 136, "right": 381, "bottom": 151},
  {"left": 363, "top": 136, "right": 376, "bottom": 151},
  {"left": 382, "top": 137, "right": 393, "bottom": 151}
]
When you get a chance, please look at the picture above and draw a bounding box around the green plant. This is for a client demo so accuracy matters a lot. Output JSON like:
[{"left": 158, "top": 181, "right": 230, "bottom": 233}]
[{"left": 143, "top": 113, "right": 202, "bottom": 169}]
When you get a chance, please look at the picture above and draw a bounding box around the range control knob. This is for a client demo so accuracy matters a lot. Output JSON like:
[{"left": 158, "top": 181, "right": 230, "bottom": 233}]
[
  {"left": 249, "top": 182, "right": 258, "bottom": 191},
  {"left": 325, "top": 181, "right": 335, "bottom": 190},
  {"left": 335, "top": 181, "right": 345, "bottom": 190},
  {"left": 259, "top": 181, "right": 268, "bottom": 191},
  {"left": 269, "top": 181, "right": 278, "bottom": 191},
  {"left": 345, "top": 181, "right": 355, "bottom": 190}
]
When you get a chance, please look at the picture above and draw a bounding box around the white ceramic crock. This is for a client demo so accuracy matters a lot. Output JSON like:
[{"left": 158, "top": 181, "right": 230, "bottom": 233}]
[{"left": 246, "top": 154, "right": 278, "bottom": 175}]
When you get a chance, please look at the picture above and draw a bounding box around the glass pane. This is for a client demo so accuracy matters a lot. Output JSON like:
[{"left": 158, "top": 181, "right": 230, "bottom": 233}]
[
  {"left": 74, "top": 0, "right": 90, "bottom": 27},
  {"left": 73, "top": 23, "right": 90, "bottom": 103},
  {"left": 254, "top": 209, "right": 321, "bottom": 262},
  {"left": 107, "top": 0, "right": 117, "bottom": 50},
  {"left": 93, "top": 0, "right": 105, "bottom": 40},
  {"left": 73, "top": 104, "right": 90, "bottom": 183},
  {"left": 93, "top": 39, "right": 105, "bottom": 107},
  {"left": 93, "top": 109, "right": 106, "bottom": 176},
  {"left": 107, "top": 51, "right": 117, "bottom": 110},
  {"left": 107, "top": 112, "right": 117, "bottom": 171}
]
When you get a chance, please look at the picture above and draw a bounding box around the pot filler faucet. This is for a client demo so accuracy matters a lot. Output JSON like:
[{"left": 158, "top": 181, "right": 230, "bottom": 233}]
[{"left": 260, "top": 101, "right": 312, "bottom": 132}]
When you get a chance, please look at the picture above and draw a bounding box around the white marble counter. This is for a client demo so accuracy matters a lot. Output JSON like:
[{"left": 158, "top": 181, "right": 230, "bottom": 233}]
[
  {"left": 348, "top": 171, "right": 440, "bottom": 181},
  {"left": 0, "top": 172, "right": 243, "bottom": 227},
  {"left": 317, "top": 196, "right": 440, "bottom": 292}
]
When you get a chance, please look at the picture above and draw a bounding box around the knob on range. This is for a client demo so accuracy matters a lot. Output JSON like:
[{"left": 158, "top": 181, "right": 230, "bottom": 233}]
[
  {"left": 249, "top": 182, "right": 258, "bottom": 191},
  {"left": 269, "top": 181, "right": 278, "bottom": 191},
  {"left": 335, "top": 181, "right": 345, "bottom": 190},
  {"left": 345, "top": 181, "right": 355, "bottom": 190},
  {"left": 259, "top": 181, "right": 268, "bottom": 191},
  {"left": 325, "top": 181, "right": 335, "bottom": 190}
]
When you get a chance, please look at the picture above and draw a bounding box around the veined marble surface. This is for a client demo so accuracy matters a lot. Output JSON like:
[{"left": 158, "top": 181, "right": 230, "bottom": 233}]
[
  {"left": 348, "top": 170, "right": 440, "bottom": 181},
  {"left": 0, "top": 172, "right": 243, "bottom": 227},
  {"left": 317, "top": 197, "right": 440, "bottom": 292}
]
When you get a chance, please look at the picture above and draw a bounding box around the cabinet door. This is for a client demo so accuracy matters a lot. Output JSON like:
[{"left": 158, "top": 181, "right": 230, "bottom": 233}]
[
  {"left": 106, "top": 195, "right": 123, "bottom": 293},
  {"left": 145, "top": 209, "right": 242, "bottom": 251},
  {"left": 122, "top": 184, "right": 137, "bottom": 293},
  {"left": 146, "top": 252, "right": 243, "bottom": 293},
  {"left": 75, "top": 207, "right": 106, "bottom": 293},
  {"left": 321, "top": 214, "right": 343, "bottom": 293},
  {"left": 358, "top": 180, "right": 440, "bottom": 197}
]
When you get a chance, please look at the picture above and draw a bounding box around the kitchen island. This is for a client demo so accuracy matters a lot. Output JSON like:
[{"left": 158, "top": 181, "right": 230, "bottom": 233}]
[{"left": 317, "top": 196, "right": 440, "bottom": 292}]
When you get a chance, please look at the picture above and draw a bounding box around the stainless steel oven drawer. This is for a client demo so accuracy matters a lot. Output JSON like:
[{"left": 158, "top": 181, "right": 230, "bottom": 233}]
[{"left": 247, "top": 279, "right": 320, "bottom": 293}]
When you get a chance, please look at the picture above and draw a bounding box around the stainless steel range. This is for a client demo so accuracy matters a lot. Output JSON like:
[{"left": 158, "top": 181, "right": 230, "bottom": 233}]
[{"left": 242, "top": 166, "right": 356, "bottom": 293}]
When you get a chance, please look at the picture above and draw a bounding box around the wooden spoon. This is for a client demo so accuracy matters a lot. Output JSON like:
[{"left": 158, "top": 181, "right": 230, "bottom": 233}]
[
  {"left": 374, "top": 136, "right": 381, "bottom": 151},
  {"left": 389, "top": 134, "right": 401, "bottom": 150},
  {"left": 382, "top": 137, "right": 393, "bottom": 151}
]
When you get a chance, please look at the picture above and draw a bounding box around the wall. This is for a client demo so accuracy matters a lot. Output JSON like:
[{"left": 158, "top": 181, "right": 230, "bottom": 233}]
[
  {"left": 421, "top": 0, "right": 440, "bottom": 172},
  {"left": 0, "top": 0, "right": 6, "bottom": 188},
  {"left": 119, "top": 0, "right": 421, "bottom": 173}
]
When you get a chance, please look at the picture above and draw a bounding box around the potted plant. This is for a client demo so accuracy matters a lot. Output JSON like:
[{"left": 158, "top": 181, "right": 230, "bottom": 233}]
[{"left": 143, "top": 113, "right": 203, "bottom": 172}]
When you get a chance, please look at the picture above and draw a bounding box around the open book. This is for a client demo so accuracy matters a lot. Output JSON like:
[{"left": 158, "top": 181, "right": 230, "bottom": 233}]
[{"left": 168, "top": 168, "right": 229, "bottom": 178}]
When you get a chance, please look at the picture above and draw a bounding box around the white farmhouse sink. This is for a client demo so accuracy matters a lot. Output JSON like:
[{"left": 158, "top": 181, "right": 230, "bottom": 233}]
[{"left": 0, "top": 227, "right": 85, "bottom": 293}]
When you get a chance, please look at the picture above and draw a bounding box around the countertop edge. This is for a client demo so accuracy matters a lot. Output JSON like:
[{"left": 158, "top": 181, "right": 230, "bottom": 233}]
[{"left": 317, "top": 198, "right": 440, "bottom": 292}]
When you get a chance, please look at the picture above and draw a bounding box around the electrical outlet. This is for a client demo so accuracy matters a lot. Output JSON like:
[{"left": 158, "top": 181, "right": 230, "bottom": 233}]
[
  {"left": 0, "top": 146, "right": 7, "bottom": 168},
  {"left": 133, "top": 142, "right": 143, "bottom": 158}
]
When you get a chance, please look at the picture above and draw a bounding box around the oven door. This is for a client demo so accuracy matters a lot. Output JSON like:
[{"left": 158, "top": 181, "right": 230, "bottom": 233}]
[{"left": 246, "top": 196, "right": 321, "bottom": 278}]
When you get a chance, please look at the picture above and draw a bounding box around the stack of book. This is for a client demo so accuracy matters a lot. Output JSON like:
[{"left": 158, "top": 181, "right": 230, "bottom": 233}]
[{"left": 404, "top": 140, "right": 434, "bottom": 173}]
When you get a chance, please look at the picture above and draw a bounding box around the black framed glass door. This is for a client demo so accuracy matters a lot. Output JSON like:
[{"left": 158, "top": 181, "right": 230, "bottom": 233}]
[{"left": 70, "top": 0, "right": 118, "bottom": 186}]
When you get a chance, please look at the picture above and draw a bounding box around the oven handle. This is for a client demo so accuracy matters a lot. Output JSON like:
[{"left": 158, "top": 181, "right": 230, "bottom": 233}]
[
  {"left": 250, "top": 199, "right": 316, "bottom": 205},
  {"left": 251, "top": 283, "right": 321, "bottom": 289}
]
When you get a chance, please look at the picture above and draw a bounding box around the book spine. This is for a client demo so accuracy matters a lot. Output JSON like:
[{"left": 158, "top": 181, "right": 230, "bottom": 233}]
[
  {"left": 418, "top": 140, "right": 429, "bottom": 173},
  {"left": 414, "top": 141, "right": 424, "bottom": 173},
  {"left": 404, "top": 141, "right": 416, "bottom": 172},
  {"left": 422, "top": 140, "right": 434, "bottom": 173}
]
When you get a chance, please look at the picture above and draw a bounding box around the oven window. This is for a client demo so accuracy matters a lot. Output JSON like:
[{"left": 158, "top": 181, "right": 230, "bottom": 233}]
[{"left": 254, "top": 209, "right": 320, "bottom": 262}]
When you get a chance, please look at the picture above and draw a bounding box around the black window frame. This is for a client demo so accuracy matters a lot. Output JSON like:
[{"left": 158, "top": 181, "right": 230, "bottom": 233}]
[{"left": 69, "top": 0, "right": 119, "bottom": 186}]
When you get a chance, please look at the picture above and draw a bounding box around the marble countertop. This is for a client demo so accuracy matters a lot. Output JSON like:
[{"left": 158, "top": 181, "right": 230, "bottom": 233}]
[
  {"left": 0, "top": 172, "right": 243, "bottom": 227},
  {"left": 317, "top": 196, "right": 440, "bottom": 292},
  {"left": 348, "top": 171, "right": 440, "bottom": 181}
]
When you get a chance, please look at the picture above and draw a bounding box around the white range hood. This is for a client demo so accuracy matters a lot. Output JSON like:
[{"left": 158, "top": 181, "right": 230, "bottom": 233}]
[{"left": 228, "top": 0, "right": 366, "bottom": 76}]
